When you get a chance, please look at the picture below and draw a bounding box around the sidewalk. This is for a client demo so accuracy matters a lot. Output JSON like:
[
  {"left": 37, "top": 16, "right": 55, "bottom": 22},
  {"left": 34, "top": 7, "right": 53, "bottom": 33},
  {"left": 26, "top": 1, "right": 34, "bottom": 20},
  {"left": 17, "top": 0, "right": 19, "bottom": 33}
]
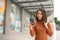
[
  {"left": 56, "top": 31, "right": 60, "bottom": 40},
  {"left": 0, "top": 32, "right": 34, "bottom": 40}
]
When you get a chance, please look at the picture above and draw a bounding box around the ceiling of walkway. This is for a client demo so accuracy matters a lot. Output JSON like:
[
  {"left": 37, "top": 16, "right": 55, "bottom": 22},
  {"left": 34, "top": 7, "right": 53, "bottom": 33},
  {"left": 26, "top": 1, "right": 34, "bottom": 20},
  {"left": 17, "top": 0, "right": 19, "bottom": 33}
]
[{"left": 12, "top": 0, "right": 54, "bottom": 16}]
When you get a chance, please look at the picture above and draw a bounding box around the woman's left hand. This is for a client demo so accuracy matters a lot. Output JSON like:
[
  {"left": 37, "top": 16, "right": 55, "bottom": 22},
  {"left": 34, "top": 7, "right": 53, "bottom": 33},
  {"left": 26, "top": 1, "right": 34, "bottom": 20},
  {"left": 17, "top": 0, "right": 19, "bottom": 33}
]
[{"left": 44, "top": 21, "right": 48, "bottom": 29}]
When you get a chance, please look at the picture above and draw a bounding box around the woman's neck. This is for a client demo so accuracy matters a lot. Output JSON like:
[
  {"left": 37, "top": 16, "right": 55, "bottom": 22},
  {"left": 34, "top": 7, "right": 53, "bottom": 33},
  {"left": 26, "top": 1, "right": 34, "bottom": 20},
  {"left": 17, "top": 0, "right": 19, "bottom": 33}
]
[{"left": 37, "top": 19, "right": 43, "bottom": 22}]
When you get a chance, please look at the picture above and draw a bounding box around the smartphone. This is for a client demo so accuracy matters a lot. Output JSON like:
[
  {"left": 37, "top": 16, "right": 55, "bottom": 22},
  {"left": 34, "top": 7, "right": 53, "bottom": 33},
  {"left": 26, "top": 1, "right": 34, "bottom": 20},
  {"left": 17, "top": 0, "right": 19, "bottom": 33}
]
[{"left": 30, "top": 18, "right": 34, "bottom": 25}]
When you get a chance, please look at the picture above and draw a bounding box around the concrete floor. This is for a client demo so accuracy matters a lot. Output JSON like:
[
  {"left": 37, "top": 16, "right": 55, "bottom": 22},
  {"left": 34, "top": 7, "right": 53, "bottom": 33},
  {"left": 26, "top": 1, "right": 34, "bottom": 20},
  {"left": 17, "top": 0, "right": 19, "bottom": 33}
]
[
  {"left": 0, "top": 31, "right": 60, "bottom": 40},
  {"left": 0, "top": 32, "right": 34, "bottom": 40}
]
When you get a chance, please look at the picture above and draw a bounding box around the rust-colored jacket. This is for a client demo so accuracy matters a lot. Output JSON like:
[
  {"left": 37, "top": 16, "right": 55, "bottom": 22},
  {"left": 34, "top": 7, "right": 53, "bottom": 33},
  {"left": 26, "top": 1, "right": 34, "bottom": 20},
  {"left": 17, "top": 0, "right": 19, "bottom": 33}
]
[{"left": 30, "top": 21, "right": 53, "bottom": 40}]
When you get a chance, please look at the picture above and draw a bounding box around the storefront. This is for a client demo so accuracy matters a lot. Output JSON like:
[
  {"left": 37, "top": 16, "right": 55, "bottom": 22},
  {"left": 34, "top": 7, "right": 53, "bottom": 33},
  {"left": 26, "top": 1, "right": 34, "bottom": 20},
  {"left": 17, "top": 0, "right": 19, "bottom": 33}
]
[{"left": 0, "top": 0, "right": 6, "bottom": 34}]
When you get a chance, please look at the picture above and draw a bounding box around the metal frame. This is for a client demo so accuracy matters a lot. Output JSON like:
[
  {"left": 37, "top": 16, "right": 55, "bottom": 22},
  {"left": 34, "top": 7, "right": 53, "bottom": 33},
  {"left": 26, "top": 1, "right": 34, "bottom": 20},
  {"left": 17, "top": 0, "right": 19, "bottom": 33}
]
[
  {"left": 20, "top": 4, "right": 53, "bottom": 7},
  {"left": 24, "top": 7, "right": 53, "bottom": 10},
  {"left": 11, "top": 0, "right": 32, "bottom": 13},
  {"left": 3, "top": 0, "right": 7, "bottom": 34},
  {"left": 18, "top": 0, "right": 48, "bottom": 4},
  {"left": 12, "top": 0, "right": 54, "bottom": 16}
]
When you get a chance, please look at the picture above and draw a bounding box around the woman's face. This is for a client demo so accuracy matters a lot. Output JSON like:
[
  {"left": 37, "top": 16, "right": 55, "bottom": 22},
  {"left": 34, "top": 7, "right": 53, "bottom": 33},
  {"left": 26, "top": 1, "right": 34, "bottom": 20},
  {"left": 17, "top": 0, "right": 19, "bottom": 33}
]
[{"left": 37, "top": 10, "right": 43, "bottom": 20}]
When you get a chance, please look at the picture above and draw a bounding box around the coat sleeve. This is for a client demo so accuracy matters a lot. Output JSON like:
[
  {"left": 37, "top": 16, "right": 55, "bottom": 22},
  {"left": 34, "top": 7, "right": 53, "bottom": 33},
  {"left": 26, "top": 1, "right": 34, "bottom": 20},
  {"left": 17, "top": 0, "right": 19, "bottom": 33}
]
[
  {"left": 30, "top": 26, "right": 35, "bottom": 37},
  {"left": 46, "top": 22, "right": 53, "bottom": 36}
]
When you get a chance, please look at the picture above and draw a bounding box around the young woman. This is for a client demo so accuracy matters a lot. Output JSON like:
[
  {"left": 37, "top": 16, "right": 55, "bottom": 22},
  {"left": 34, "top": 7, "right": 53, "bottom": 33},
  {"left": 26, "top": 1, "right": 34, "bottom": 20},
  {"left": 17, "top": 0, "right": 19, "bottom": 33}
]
[{"left": 29, "top": 9, "right": 53, "bottom": 40}]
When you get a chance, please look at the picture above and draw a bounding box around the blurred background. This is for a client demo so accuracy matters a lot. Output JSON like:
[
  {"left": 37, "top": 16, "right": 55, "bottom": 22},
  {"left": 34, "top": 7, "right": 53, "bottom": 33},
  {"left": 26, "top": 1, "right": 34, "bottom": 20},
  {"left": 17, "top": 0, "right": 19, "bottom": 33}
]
[{"left": 0, "top": 0, "right": 56, "bottom": 40}]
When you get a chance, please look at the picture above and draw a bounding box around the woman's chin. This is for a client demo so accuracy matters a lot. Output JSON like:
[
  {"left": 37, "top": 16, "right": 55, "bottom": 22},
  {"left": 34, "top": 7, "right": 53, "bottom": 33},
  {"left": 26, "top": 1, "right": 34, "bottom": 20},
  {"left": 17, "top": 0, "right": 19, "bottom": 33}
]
[{"left": 38, "top": 18, "right": 41, "bottom": 20}]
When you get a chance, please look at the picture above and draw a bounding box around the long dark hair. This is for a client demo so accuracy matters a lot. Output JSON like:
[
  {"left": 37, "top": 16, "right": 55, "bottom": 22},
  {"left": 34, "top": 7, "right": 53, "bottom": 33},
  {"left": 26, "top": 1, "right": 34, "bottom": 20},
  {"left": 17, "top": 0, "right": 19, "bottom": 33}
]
[{"left": 36, "top": 9, "right": 47, "bottom": 23}]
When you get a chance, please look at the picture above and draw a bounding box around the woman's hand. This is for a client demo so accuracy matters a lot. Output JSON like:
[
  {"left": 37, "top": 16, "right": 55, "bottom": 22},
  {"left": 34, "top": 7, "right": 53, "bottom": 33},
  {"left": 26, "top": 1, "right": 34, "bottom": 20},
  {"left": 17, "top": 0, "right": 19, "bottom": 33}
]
[
  {"left": 44, "top": 21, "right": 53, "bottom": 36},
  {"left": 44, "top": 21, "right": 48, "bottom": 29},
  {"left": 29, "top": 23, "right": 35, "bottom": 30},
  {"left": 29, "top": 22, "right": 35, "bottom": 37}
]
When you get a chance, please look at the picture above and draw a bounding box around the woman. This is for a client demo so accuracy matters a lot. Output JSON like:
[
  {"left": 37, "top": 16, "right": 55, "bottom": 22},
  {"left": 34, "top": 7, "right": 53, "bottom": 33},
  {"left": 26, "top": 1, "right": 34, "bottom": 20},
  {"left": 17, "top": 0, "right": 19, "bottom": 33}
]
[{"left": 29, "top": 9, "right": 53, "bottom": 40}]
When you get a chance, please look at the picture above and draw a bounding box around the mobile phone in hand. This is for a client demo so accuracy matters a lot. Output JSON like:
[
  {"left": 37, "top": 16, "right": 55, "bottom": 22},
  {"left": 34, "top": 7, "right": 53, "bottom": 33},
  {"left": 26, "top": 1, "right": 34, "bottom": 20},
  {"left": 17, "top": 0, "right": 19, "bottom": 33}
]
[{"left": 30, "top": 18, "right": 34, "bottom": 25}]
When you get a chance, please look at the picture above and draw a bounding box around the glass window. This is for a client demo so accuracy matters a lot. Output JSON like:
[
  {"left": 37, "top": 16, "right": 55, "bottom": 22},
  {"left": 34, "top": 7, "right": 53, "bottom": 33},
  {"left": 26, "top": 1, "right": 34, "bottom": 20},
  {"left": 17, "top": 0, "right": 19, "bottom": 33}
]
[
  {"left": 10, "top": 3, "right": 21, "bottom": 32},
  {"left": 0, "top": 0, "right": 6, "bottom": 34}
]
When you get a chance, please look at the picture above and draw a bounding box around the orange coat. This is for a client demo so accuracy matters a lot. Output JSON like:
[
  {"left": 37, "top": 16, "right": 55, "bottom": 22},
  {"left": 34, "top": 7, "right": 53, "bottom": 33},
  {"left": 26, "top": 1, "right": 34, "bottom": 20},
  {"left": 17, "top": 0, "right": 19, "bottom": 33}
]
[{"left": 30, "top": 21, "right": 53, "bottom": 40}]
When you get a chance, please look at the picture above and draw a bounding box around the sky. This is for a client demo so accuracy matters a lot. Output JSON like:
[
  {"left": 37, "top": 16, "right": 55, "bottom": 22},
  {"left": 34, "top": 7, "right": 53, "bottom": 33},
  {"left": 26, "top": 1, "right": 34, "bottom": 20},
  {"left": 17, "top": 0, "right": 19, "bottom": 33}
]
[{"left": 54, "top": 0, "right": 60, "bottom": 21}]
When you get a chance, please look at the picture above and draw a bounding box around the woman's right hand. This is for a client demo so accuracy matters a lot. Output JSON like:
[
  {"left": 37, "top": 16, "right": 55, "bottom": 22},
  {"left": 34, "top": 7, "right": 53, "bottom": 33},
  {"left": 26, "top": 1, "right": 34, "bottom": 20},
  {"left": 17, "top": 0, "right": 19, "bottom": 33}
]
[
  {"left": 29, "top": 22, "right": 36, "bottom": 37},
  {"left": 29, "top": 22, "right": 35, "bottom": 30}
]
